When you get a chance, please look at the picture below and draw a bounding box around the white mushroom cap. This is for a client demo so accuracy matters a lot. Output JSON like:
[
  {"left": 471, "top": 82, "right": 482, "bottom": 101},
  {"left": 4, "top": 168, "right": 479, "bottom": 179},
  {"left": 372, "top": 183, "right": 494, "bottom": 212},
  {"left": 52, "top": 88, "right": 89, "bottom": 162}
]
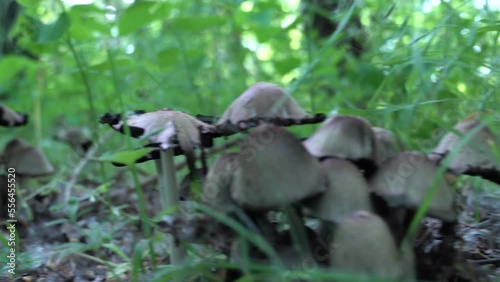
[
  {"left": 216, "top": 82, "right": 312, "bottom": 132},
  {"left": 430, "top": 119, "right": 499, "bottom": 184},
  {"left": 331, "top": 211, "right": 415, "bottom": 280},
  {"left": 303, "top": 115, "right": 376, "bottom": 162},
  {"left": 3, "top": 138, "right": 54, "bottom": 176},
  {"left": 100, "top": 108, "right": 216, "bottom": 150},
  {"left": 370, "top": 151, "right": 456, "bottom": 221},
  {"left": 304, "top": 158, "right": 373, "bottom": 223},
  {"left": 231, "top": 124, "right": 326, "bottom": 210}
]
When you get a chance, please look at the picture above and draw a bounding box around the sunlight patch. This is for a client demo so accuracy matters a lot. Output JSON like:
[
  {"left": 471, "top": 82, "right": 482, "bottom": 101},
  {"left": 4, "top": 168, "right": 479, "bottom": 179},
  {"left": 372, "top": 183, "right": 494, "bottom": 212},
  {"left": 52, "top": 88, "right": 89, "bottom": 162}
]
[
  {"left": 257, "top": 44, "right": 273, "bottom": 61},
  {"left": 240, "top": 1, "right": 253, "bottom": 12}
]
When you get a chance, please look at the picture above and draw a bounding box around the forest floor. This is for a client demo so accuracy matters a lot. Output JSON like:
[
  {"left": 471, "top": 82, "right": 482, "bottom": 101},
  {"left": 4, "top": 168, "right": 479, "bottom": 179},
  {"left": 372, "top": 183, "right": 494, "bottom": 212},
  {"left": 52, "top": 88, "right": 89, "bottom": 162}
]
[{"left": 2, "top": 173, "right": 500, "bottom": 282}]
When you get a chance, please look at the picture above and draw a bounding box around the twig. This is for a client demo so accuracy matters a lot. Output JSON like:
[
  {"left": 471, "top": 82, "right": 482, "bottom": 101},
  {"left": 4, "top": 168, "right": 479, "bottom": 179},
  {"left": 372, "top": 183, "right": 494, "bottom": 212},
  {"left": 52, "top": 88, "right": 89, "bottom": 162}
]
[{"left": 63, "top": 132, "right": 112, "bottom": 204}]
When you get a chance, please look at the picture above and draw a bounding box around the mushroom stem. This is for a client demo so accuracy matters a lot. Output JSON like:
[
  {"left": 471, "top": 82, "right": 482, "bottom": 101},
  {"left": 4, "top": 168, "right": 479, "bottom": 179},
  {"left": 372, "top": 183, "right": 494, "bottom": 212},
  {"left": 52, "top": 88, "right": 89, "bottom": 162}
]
[
  {"left": 154, "top": 159, "right": 167, "bottom": 207},
  {"left": 159, "top": 148, "right": 186, "bottom": 265}
]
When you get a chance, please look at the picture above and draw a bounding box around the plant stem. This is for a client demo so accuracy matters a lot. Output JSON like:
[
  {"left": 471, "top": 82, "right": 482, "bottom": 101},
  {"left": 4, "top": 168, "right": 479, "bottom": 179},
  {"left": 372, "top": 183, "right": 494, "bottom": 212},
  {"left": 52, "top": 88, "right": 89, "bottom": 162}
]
[
  {"left": 130, "top": 163, "right": 157, "bottom": 271},
  {"left": 159, "top": 148, "right": 186, "bottom": 265},
  {"left": 105, "top": 47, "right": 157, "bottom": 271},
  {"left": 65, "top": 37, "right": 96, "bottom": 132}
]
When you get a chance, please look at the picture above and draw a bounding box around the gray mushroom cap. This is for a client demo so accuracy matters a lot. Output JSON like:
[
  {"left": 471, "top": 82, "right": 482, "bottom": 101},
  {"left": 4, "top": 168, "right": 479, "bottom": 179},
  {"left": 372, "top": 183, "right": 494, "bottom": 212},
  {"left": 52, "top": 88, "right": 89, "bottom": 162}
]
[
  {"left": 373, "top": 127, "right": 403, "bottom": 165},
  {"left": 430, "top": 119, "right": 499, "bottom": 183},
  {"left": 304, "top": 158, "right": 373, "bottom": 223},
  {"left": 370, "top": 151, "right": 456, "bottom": 221},
  {"left": 331, "top": 210, "right": 415, "bottom": 280},
  {"left": 231, "top": 124, "right": 326, "bottom": 210},
  {"left": 216, "top": 82, "right": 311, "bottom": 131},
  {"left": 55, "top": 126, "right": 91, "bottom": 149},
  {"left": 303, "top": 115, "right": 376, "bottom": 162},
  {"left": 202, "top": 152, "right": 240, "bottom": 213},
  {"left": 3, "top": 138, "right": 54, "bottom": 176}
]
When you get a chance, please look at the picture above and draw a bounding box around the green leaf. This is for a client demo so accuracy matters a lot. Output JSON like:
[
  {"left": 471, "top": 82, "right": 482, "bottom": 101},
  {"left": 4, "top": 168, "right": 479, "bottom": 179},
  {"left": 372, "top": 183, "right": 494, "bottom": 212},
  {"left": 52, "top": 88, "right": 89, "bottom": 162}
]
[
  {"left": 118, "top": 1, "right": 170, "bottom": 35},
  {"left": 68, "top": 4, "right": 109, "bottom": 40},
  {"left": 36, "top": 13, "right": 71, "bottom": 43},
  {"left": 89, "top": 57, "right": 133, "bottom": 71},
  {"left": 0, "top": 55, "right": 37, "bottom": 86},
  {"left": 16, "top": 0, "right": 39, "bottom": 7},
  {"left": 131, "top": 239, "right": 148, "bottom": 280},
  {"left": 157, "top": 47, "right": 181, "bottom": 67},
  {"left": 274, "top": 56, "right": 300, "bottom": 75},
  {"left": 103, "top": 243, "right": 131, "bottom": 263},
  {"left": 95, "top": 182, "right": 111, "bottom": 194},
  {"left": 477, "top": 24, "right": 500, "bottom": 34},
  {"left": 170, "top": 16, "right": 225, "bottom": 32},
  {"left": 98, "top": 148, "right": 153, "bottom": 166}
]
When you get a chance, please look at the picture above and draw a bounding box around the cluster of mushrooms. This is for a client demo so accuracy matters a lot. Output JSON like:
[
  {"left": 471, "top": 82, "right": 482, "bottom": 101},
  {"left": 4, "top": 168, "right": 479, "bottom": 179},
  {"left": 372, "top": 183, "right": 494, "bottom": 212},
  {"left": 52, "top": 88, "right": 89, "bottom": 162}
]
[{"left": 100, "top": 82, "right": 499, "bottom": 280}]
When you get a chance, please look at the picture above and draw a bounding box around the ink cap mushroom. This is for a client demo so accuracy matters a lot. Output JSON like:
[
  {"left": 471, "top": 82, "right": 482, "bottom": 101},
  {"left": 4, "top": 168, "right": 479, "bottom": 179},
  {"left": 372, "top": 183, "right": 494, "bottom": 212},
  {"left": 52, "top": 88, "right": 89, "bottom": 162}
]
[
  {"left": 100, "top": 108, "right": 220, "bottom": 265},
  {"left": 303, "top": 115, "right": 377, "bottom": 172},
  {"left": 370, "top": 151, "right": 456, "bottom": 224},
  {"left": 216, "top": 82, "right": 325, "bottom": 134},
  {"left": 373, "top": 127, "right": 404, "bottom": 165},
  {"left": 430, "top": 117, "right": 500, "bottom": 184},
  {"left": 100, "top": 108, "right": 218, "bottom": 162},
  {"left": 331, "top": 210, "right": 415, "bottom": 280},
  {"left": 303, "top": 157, "right": 373, "bottom": 223},
  {"left": 202, "top": 152, "right": 240, "bottom": 213},
  {"left": 2, "top": 138, "right": 54, "bottom": 189},
  {"left": 231, "top": 124, "right": 326, "bottom": 210}
]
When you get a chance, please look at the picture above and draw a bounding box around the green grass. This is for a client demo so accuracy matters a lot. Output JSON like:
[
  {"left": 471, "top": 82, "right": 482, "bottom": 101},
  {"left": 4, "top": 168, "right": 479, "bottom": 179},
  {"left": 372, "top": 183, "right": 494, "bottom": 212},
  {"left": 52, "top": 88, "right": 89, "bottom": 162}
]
[{"left": 1, "top": 0, "right": 499, "bottom": 280}]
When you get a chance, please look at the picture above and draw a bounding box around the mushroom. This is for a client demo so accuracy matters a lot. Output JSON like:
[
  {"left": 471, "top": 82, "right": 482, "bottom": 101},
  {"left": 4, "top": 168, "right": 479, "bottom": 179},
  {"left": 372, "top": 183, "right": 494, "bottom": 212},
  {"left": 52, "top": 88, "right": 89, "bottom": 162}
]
[
  {"left": 0, "top": 105, "right": 28, "bottom": 127},
  {"left": 100, "top": 108, "right": 218, "bottom": 171},
  {"left": 429, "top": 119, "right": 500, "bottom": 184},
  {"left": 100, "top": 108, "right": 218, "bottom": 265},
  {"left": 369, "top": 151, "right": 456, "bottom": 244},
  {"left": 55, "top": 124, "right": 93, "bottom": 152},
  {"left": 370, "top": 151, "right": 455, "bottom": 221},
  {"left": 202, "top": 152, "right": 240, "bottom": 213},
  {"left": 331, "top": 210, "right": 415, "bottom": 280},
  {"left": 231, "top": 124, "right": 326, "bottom": 210},
  {"left": 303, "top": 115, "right": 377, "bottom": 172},
  {"left": 372, "top": 127, "right": 403, "bottom": 165},
  {"left": 303, "top": 157, "right": 373, "bottom": 223},
  {"left": 1, "top": 138, "right": 54, "bottom": 220},
  {"left": 2, "top": 138, "right": 54, "bottom": 189},
  {"left": 100, "top": 108, "right": 220, "bottom": 199},
  {"left": 216, "top": 82, "right": 325, "bottom": 133}
]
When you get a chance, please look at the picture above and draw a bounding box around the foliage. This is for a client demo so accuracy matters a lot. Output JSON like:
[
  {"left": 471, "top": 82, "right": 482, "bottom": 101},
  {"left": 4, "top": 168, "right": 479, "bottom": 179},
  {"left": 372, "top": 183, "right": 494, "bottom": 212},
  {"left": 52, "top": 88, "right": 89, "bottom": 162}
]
[{"left": 1, "top": 0, "right": 499, "bottom": 280}]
